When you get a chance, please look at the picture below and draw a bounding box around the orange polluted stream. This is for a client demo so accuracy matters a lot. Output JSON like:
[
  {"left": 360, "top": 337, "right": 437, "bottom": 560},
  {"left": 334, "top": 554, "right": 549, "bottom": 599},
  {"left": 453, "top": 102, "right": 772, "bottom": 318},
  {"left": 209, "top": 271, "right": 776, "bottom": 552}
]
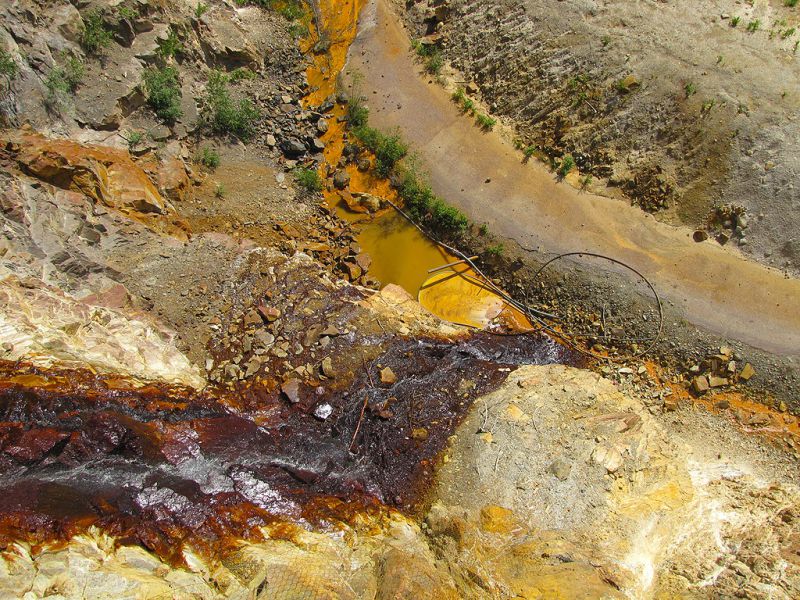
[{"left": 303, "top": 0, "right": 532, "bottom": 329}]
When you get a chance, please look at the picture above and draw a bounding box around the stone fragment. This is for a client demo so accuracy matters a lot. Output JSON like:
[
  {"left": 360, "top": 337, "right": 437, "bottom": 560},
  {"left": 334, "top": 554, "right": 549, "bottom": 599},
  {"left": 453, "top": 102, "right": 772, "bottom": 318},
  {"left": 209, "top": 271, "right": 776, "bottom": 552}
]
[
  {"left": 380, "top": 367, "right": 397, "bottom": 385},
  {"left": 547, "top": 458, "right": 571, "bottom": 481},
  {"left": 708, "top": 375, "right": 728, "bottom": 388},
  {"left": 691, "top": 375, "right": 710, "bottom": 394},
  {"left": 314, "top": 403, "right": 333, "bottom": 420},
  {"left": 281, "top": 379, "right": 302, "bottom": 403},
  {"left": 479, "top": 505, "right": 516, "bottom": 534},
  {"left": 739, "top": 363, "right": 756, "bottom": 381},
  {"left": 321, "top": 357, "right": 335, "bottom": 378}
]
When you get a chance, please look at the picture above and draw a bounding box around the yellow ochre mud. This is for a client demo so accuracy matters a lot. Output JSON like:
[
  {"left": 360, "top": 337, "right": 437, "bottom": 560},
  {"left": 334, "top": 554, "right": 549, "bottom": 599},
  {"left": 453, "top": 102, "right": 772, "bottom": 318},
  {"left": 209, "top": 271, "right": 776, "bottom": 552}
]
[{"left": 303, "top": 0, "right": 530, "bottom": 330}]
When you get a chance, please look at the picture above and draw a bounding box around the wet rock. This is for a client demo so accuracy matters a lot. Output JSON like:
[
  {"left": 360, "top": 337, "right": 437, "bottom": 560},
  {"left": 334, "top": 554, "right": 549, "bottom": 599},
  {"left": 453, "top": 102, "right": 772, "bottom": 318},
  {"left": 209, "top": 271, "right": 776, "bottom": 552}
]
[
  {"left": 333, "top": 170, "right": 351, "bottom": 190},
  {"left": 411, "top": 427, "right": 429, "bottom": 440},
  {"left": 314, "top": 403, "right": 333, "bottom": 420}
]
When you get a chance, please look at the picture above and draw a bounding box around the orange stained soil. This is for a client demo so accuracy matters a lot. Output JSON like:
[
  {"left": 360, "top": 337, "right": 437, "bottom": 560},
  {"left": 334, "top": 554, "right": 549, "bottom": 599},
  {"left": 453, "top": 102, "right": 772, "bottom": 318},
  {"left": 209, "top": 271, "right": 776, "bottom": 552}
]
[
  {"left": 643, "top": 361, "right": 800, "bottom": 447},
  {"left": 303, "top": 0, "right": 532, "bottom": 319}
]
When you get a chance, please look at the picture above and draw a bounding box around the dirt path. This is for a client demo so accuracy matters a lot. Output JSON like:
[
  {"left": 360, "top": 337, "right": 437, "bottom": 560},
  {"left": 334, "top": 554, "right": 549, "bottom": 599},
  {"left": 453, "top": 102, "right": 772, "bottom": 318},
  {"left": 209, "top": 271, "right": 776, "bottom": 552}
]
[{"left": 346, "top": 0, "right": 800, "bottom": 356}]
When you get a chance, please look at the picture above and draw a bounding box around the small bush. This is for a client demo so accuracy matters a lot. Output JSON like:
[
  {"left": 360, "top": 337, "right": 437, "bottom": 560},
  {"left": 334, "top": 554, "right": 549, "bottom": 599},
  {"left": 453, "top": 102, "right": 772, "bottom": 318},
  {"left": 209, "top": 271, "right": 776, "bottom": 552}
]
[
  {"left": 117, "top": 6, "right": 138, "bottom": 20},
  {"left": 479, "top": 223, "right": 488, "bottom": 235},
  {"left": 195, "top": 2, "right": 209, "bottom": 18},
  {"left": 0, "top": 49, "right": 18, "bottom": 80},
  {"left": 205, "top": 70, "right": 259, "bottom": 139},
  {"left": 45, "top": 55, "right": 85, "bottom": 106},
  {"left": 293, "top": 167, "right": 323, "bottom": 193},
  {"left": 397, "top": 166, "right": 467, "bottom": 234},
  {"left": 747, "top": 19, "right": 761, "bottom": 32},
  {"left": 347, "top": 96, "right": 369, "bottom": 127},
  {"left": 523, "top": 145, "right": 536, "bottom": 160},
  {"left": 143, "top": 66, "right": 183, "bottom": 123},
  {"left": 352, "top": 125, "right": 408, "bottom": 176},
  {"left": 81, "top": 10, "right": 113, "bottom": 55},
  {"left": 238, "top": 0, "right": 304, "bottom": 20},
  {"left": 196, "top": 146, "right": 220, "bottom": 169},
  {"left": 215, "top": 183, "right": 226, "bottom": 198},
  {"left": 580, "top": 174, "right": 593, "bottom": 190},
  {"left": 558, "top": 154, "right": 575, "bottom": 178},
  {"left": 411, "top": 39, "right": 443, "bottom": 75},
  {"left": 461, "top": 98, "right": 475, "bottom": 114},
  {"left": 684, "top": 82, "right": 697, "bottom": 98},
  {"left": 486, "top": 243, "right": 504, "bottom": 257},
  {"left": 157, "top": 29, "right": 182, "bottom": 59},
  {"left": 786, "top": 0, "right": 798, "bottom": 7},
  {"left": 601, "top": 35, "right": 612, "bottom": 47},
  {"left": 782, "top": 27, "right": 796, "bottom": 39},
  {"left": 730, "top": 16, "right": 740, "bottom": 27},
  {"left": 125, "top": 130, "right": 143, "bottom": 149},
  {"left": 451, "top": 87, "right": 465, "bottom": 103},
  {"left": 475, "top": 113, "right": 496, "bottom": 130},
  {"left": 230, "top": 67, "right": 256, "bottom": 82}
]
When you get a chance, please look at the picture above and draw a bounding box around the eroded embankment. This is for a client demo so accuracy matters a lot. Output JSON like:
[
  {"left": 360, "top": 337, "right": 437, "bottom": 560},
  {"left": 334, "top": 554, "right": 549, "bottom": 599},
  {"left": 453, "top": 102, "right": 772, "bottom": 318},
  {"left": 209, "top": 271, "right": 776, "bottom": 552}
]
[{"left": 346, "top": 0, "right": 800, "bottom": 356}]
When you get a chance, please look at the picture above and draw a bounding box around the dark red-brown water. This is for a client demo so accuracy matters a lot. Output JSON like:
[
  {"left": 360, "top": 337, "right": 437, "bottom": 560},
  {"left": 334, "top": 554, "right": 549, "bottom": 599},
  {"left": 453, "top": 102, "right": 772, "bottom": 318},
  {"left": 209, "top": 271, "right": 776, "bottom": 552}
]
[{"left": 0, "top": 332, "right": 567, "bottom": 563}]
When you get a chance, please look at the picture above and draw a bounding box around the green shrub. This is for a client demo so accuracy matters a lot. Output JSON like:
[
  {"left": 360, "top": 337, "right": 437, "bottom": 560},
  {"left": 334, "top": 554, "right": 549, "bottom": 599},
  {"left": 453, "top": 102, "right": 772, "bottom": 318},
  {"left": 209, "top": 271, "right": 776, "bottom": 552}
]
[
  {"left": 451, "top": 87, "right": 465, "bottom": 103},
  {"left": 143, "top": 66, "right": 183, "bottom": 123},
  {"left": 558, "top": 154, "right": 575, "bottom": 178},
  {"left": 730, "top": 16, "right": 740, "bottom": 27},
  {"left": 461, "top": 98, "right": 475, "bottom": 114},
  {"left": 347, "top": 96, "right": 369, "bottom": 127},
  {"left": 475, "top": 113, "right": 496, "bottom": 130},
  {"left": 479, "top": 223, "right": 488, "bottom": 235},
  {"left": 580, "top": 174, "right": 593, "bottom": 190},
  {"left": 44, "top": 56, "right": 85, "bottom": 106},
  {"left": 0, "top": 49, "right": 18, "bottom": 80},
  {"left": 293, "top": 167, "right": 323, "bottom": 193},
  {"left": 125, "top": 130, "right": 143, "bottom": 149},
  {"left": 747, "top": 19, "right": 761, "bottom": 32},
  {"left": 195, "top": 2, "right": 209, "bottom": 18},
  {"left": 117, "top": 6, "right": 138, "bottom": 20},
  {"left": 411, "top": 39, "right": 443, "bottom": 75},
  {"left": 215, "top": 182, "right": 226, "bottom": 198},
  {"left": 230, "top": 67, "right": 257, "bottom": 82},
  {"left": 782, "top": 27, "right": 796, "bottom": 39},
  {"left": 196, "top": 146, "right": 220, "bottom": 169},
  {"left": 684, "top": 82, "right": 697, "bottom": 98},
  {"left": 352, "top": 125, "right": 408, "bottom": 176},
  {"left": 157, "top": 29, "right": 182, "bottom": 59},
  {"left": 81, "top": 10, "right": 113, "bottom": 55},
  {"left": 397, "top": 166, "right": 467, "bottom": 234},
  {"left": 238, "top": 0, "right": 304, "bottom": 20},
  {"left": 205, "top": 70, "right": 260, "bottom": 139},
  {"left": 786, "top": 0, "right": 798, "bottom": 7},
  {"left": 523, "top": 145, "right": 536, "bottom": 160},
  {"left": 486, "top": 243, "right": 504, "bottom": 256}
]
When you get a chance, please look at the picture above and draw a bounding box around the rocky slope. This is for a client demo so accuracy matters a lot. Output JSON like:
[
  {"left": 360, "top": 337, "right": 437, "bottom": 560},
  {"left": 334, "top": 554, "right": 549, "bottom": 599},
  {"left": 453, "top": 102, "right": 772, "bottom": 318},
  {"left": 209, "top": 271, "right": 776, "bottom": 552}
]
[
  {"left": 0, "top": 1, "right": 798, "bottom": 598},
  {"left": 402, "top": 0, "right": 800, "bottom": 275}
]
